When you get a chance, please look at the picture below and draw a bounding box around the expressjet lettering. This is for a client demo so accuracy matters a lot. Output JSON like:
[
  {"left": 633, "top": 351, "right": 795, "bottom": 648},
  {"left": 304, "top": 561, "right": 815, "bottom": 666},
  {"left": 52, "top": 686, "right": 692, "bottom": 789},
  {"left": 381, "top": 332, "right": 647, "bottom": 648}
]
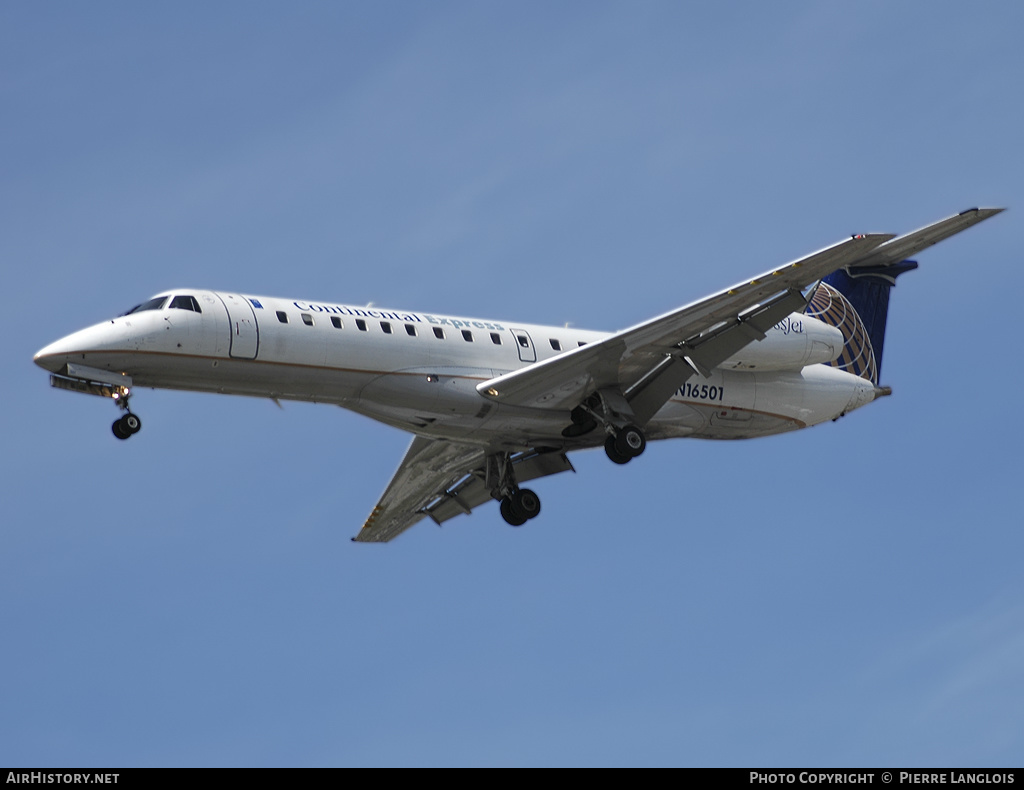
[
  {"left": 773, "top": 316, "right": 804, "bottom": 335},
  {"left": 423, "top": 315, "right": 507, "bottom": 332}
]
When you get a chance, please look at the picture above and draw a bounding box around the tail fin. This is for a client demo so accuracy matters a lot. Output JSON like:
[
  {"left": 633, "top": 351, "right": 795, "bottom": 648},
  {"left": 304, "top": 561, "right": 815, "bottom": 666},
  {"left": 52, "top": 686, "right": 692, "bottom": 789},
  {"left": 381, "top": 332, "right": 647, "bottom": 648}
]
[
  {"left": 805, "top": 260, "right": 918, "bottom": 385},
  {"left": 805, "top": 207, "right": 1003, "bottom": 384}
]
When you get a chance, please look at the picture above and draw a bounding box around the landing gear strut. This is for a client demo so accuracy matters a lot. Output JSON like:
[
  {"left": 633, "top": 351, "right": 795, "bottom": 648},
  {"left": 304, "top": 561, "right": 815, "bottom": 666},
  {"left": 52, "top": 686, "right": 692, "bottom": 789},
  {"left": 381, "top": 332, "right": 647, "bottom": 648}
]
[
  {"left": 110, "top": 391, "right": 142, "bottom": 440},
  {"left": 486, "top": 453, "right": 543, "bottom": 527},
  {"left": 571, "top": 391, "right": 648, "bottom": 466}
]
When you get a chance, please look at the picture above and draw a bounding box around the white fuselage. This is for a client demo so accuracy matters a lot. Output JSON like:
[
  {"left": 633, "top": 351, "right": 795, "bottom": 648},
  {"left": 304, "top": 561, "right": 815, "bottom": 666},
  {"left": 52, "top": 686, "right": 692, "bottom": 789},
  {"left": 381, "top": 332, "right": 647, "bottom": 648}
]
[{"left": 34, "top": 289, "right": 877, "bottom": 453}]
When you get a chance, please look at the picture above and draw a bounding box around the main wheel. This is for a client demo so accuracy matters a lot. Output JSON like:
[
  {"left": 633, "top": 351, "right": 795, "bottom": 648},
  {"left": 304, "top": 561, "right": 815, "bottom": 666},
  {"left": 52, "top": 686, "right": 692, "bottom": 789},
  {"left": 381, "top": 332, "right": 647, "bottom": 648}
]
[
  {"left": 500, "top": 498, "right": 527, "bottom": 527},
  {"left": 123, "top": 414, "right": 142, "bottom": 434},
  {"left": 615, "top": 424, "right": 646, "bottom": 458},
  {"left": 605, "top": 435, "right": 631, "bottom": 465},
  {"left": 112, "top": 418, "right": 131, "bottom": 440},
  {"left": 510, "top": 488, "right": 541, "bottom": 521}
]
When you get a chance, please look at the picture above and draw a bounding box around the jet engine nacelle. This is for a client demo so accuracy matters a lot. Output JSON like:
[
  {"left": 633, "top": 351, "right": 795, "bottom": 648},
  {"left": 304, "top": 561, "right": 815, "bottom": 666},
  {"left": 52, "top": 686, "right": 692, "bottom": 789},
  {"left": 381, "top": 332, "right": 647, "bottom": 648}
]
[{"left": 720, "top": 313, "right": 843, "bottom": 372}]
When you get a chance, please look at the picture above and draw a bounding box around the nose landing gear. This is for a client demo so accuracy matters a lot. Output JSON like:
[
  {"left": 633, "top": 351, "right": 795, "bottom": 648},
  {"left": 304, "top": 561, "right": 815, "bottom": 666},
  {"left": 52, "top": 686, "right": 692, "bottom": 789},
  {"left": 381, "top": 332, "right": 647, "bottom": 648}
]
[
  {"left": 110, "top": 390, "right": 142, "bottom": 440},
  {"left": 112, "top": 413, "right": 142, "bottom": 440}
]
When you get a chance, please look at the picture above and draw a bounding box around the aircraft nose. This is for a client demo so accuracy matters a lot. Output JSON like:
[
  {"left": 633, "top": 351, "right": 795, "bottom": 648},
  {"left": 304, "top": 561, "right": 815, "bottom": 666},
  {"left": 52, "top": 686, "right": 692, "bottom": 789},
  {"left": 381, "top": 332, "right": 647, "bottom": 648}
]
[{"left": 34, "top": 337, "right": 71, "bottom": 373}]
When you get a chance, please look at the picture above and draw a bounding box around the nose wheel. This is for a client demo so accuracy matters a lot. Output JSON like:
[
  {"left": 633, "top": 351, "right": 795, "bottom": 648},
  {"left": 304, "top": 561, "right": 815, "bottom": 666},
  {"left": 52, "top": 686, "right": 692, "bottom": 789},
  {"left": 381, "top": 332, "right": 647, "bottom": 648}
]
[
  {"left": 112, "top": 412, "right": 142, "bottom": 440},
  {"left": 110, "top": 391, "right": 142, "bottom": 440}
]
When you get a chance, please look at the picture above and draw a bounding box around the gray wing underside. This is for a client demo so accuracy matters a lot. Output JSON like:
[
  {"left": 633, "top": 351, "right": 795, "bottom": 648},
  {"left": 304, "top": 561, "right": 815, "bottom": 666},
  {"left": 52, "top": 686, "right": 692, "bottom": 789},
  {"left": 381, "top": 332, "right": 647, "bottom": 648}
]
[
  {"left": 474, "top": 233, "right": 894, "bottom": 419},
  {"left": 475, "top": 208, "right": 1002, "bottom": 421},
  {"left": 353, "top": 436, "right": 573, "bottom": 543}
]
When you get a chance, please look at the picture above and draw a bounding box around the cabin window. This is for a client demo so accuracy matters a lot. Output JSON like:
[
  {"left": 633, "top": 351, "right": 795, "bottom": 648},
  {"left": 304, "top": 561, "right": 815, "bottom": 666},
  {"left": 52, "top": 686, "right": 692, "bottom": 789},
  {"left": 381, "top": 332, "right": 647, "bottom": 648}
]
[
  {"left": 490, "top": 332, "right": 501, "bottom": 345},
  {"left": 516, "top": 334, "right": 529, "bottom": 348},
  {"left": 578, "top": 341, "right": 587, "bottom": 347},
  {"left": 356, "top": 319, "right": 367, "bottom": 331},
  {"left": 549, "top": 339, "right": 561, "bottom": 351},
  {"left": 381, "top": 322, "right": 392, "bottom": 334},
  {"left": 461, "top": 330, "right": 473, "bottom": 342},
  {"left": 433, "top": 327, "right": 445, "bottom": 339},
  {"left": 124, "top": 296, "right": 168, "bottom": 315},
  {"left": 405, "top": 324, "right": 417, "bottom": 336},
  {"left": 169, "top": 295, "right": 202, "bottom": 313},
  {"left": 277, "top": 311, "right": 288, "bottom": 324},
  {"left": 301, "top": 313, "right": 314, "bottom": 326},
  {"left": 331, "top": 316, "right": 343, "bottom": 329}
]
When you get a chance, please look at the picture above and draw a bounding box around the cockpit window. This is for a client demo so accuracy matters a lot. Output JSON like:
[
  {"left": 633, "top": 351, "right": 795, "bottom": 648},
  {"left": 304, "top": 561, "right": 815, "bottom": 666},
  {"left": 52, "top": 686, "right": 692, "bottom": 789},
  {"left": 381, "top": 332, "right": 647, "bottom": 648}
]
[
  {"left": 169, "top": 295, "right": 202, "bottom": 313},
  {"left": 123, "top": 296, "right": 169, "bottom": 315}
]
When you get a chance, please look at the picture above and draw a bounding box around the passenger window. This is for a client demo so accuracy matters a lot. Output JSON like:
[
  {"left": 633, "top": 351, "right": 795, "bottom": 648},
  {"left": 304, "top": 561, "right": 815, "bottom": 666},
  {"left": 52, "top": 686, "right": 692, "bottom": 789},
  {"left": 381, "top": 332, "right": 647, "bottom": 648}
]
[
  {"left": 405, "top": 324, "right": 417, "bottom": 336},
  {"left": 433, "top": 327, "right": 445, "bottom": 339},
  {"left": 461, "top": 330, "right": 473, "bottom": 342},
  {"left": 381, "top": 322, "right": 392, "bottom": 334},
  {"left": 490, "top": 333, "right": 501, "bottom": 345},
  {"left": 549, "top": 339, "right": 561, "bottom": 351},
  {"left": 301, "top": 313, "right": 314, "bottom": 326},
  {"left": 331, "top": 316, "right": 343, "bottom": 329},
  {"left": 356, "top": 319, "right": 367, "bottom": 331},
  {"left": 517, "top": 334, "right": 529, "bottom": 348},
  {"left": 578, "top": 341, "right": 587, "bottom": 347},
  {"left": 277, "top": 311, "right": 288, "bottom": 324},
  {"left": 169, "top": 295, "right": 202, "bottom": 313}
]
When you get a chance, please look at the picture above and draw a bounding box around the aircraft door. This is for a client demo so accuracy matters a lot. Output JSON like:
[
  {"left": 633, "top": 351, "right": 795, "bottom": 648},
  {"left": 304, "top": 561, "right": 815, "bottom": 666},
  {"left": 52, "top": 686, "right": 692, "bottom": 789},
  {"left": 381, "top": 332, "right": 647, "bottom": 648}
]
[
  {"left": 510, "top": 328, "right": 536, "bottom": 363},
  {"left": 216, "top": 293, "right": 259, "bottom": 359}
]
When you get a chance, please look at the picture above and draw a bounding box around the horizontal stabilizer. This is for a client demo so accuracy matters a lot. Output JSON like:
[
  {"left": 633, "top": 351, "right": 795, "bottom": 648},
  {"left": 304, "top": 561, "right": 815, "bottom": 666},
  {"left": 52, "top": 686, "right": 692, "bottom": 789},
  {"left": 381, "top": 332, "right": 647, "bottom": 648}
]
[{"left": 849, "top": 208, "right": 1003, "bottom": 271}]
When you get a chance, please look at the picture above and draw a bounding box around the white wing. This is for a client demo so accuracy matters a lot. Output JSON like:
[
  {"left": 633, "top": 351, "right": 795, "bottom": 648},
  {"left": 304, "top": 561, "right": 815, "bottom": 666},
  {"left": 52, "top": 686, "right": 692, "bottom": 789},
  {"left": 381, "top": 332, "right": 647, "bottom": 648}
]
[
  {"left": 476, "top": 208, "right": 1002, "bottom": 423},
  {"left": 353, "top": 436, "right": 573, "bottom": 543}
]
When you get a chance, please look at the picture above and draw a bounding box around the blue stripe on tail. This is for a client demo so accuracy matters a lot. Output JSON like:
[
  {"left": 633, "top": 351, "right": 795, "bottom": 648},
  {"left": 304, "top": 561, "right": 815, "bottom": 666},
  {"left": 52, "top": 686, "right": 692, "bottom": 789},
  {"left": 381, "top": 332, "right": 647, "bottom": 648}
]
[{"left": 806, "top": 260, "right": 918, "bottom": 384}]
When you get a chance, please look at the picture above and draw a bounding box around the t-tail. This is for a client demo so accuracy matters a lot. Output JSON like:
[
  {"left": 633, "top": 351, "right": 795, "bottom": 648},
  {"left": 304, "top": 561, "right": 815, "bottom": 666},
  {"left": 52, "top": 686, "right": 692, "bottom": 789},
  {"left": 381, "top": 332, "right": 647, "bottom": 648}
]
[
  {"left": 805, "top": 207, "right": 1004, "bottom": 385},
  {"left": 806, "top": 261, "right": 917, "bottom": 385}
]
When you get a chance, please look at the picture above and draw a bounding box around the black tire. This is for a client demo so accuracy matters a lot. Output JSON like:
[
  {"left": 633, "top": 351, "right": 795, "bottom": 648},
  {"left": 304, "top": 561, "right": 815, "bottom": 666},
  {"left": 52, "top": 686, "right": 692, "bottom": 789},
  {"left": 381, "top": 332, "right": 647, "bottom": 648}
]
[
  {"left": 510, "top": 488, "right": 541, "bottom": 521},
  {"left": 124, "top": 414, "right": 142, "bottom": 434},
  {"left": 605, "top": 435, "right": 631, "bottom": 465},
  {"left": 112, "top": 418, "right": 131, "bottom": 440},
  {"left": 500, "top": 498, "right": 527, "bottom": 527},
  {"left": 615, "top": 424, "right": 646, "bottom": 458}
]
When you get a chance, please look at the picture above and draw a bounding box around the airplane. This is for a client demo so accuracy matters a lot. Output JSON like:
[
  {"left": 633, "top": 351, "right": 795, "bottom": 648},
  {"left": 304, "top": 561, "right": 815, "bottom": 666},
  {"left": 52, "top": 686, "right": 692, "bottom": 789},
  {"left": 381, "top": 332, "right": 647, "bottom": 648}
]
[{"left": 33, "top": 208, "right": 1002, "bottom": 542}]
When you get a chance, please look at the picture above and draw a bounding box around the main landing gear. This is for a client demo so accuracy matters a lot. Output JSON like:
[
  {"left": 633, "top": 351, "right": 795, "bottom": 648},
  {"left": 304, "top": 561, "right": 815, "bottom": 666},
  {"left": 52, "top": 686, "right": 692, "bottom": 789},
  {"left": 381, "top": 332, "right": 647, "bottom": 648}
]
[
  {"left": 566, "top": 391, "right": 648, "bottom": 466},
  {"left": 499, "top": 488, "right": 541, "bottom": 527},
  {"left": 604, "top": 423, "right": 646, "bottom": 465},
  {"left": 110, "top": 391, "right": 142, "bottom": 440},
  {"left": 486, "top": 453, "right": 543, "bottom": 528}
]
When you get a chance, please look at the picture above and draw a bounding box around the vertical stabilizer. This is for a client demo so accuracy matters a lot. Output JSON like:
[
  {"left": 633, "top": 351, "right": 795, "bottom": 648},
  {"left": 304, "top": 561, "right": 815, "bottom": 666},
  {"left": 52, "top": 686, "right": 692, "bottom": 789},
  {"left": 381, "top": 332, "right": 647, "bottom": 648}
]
[{"left": 805, "top": 260, "right": 918, "bottom": 384}]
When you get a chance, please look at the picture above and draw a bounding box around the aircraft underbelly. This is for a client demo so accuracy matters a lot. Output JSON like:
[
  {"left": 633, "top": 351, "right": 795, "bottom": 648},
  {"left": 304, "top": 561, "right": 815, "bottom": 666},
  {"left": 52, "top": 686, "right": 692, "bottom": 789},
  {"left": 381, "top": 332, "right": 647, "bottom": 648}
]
[{"left": 70, "top": 350, "right": 365, "bottom": 404}]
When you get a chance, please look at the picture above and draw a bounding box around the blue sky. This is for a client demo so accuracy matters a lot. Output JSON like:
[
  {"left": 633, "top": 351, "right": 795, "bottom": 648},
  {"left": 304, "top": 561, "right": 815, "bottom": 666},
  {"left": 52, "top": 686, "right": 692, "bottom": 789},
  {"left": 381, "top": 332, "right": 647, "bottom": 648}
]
[{"left": 2, "top": 1, "right": 1022, "bottom": 767}]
